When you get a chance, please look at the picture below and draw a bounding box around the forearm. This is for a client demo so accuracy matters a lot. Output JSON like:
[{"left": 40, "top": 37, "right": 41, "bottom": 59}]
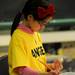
[
  {"left": 14, "top": 67, "right": 52, "bottom": 75},
  {"left": 14, "top": 67, "right": 39, "bottom": 75}
]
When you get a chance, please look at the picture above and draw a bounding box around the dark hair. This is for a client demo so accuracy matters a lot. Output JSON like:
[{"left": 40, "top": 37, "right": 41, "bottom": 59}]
[
  {"left": 11, "top": 12, "right": 22, "bottom": 36},
  {"left": 11, "top": 0, "right": 54, "bottom": 36}
]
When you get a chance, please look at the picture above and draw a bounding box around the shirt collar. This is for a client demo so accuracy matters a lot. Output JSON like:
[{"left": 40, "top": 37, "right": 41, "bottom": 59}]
[{"left": 17, "top": 23, "right": 34, "bottom": 34}]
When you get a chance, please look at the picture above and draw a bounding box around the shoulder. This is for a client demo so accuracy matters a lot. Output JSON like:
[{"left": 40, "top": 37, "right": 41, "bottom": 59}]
[
  {"left": 12, "top": 29, "right": 27, "bottom": 39},
  {"left": 10, "top": 29, "right": 24, "bottom": 43}
]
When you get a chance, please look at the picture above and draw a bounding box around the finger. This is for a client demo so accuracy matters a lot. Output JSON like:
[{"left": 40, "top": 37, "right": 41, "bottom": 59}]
[
  {"left": 50, "top": 70, "right": 59, "bottom": 75},
  {"left": 54, "top": 61, "right": 63, "bottom": 70}
]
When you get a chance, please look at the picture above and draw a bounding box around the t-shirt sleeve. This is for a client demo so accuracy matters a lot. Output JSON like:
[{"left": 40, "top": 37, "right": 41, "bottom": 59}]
[{"left": 10, "top": 34, "right": 29, "bottom": 70}]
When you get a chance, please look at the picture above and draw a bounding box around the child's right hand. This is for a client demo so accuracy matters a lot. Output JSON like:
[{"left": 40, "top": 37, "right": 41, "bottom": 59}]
[{"left": 47, "top": 60, "right": 63, "bottom": 75}]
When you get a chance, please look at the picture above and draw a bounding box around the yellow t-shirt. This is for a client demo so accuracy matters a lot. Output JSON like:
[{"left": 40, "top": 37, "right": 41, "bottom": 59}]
[{"left": 8, "top": 29, "right": 46, "bottom": 75}]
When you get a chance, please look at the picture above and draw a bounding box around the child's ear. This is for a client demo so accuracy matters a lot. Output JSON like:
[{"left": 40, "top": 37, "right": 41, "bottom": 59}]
[{"left": 27, "top": 15, "right": 34, "bottom": 22}]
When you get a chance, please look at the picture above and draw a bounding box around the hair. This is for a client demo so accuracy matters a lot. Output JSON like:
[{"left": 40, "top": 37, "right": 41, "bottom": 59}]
[{"left": 11, "top": 0, "right": 54, "bottom": 36}]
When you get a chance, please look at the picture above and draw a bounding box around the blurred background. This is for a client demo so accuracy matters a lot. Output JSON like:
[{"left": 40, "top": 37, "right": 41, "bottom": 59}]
[{"left": 0, "top": 0, "right": 75, "bottom": 75}]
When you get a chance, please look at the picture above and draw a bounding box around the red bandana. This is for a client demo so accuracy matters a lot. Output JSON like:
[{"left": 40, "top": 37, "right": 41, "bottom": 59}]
[{"left": 37, "top": 3, "right": 55, "bottom": 19}]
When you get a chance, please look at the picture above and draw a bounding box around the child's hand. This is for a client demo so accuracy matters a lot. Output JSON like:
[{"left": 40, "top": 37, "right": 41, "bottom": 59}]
[
  {"left": 47, "top": 64, "right": 59, "bottom": 75},
  {"left": 53, "top": 60, "right": 63, "bottom": 71},
  {"left": 47, "top": 60, "right": 63, "bottom": 75}
]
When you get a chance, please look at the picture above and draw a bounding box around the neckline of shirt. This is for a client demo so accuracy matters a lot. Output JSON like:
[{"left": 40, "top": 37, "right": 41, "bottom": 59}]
[{"left": 17, "top": 23, "right": 34, "bottom": 34}]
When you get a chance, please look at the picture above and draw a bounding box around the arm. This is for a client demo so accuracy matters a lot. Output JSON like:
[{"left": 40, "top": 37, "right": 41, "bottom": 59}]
[
  {"left": 14, "top": 67, "right": 39, "bottom": 75},
  {"left": 14, "top": 67, "right": 56, "bottom": 75}
]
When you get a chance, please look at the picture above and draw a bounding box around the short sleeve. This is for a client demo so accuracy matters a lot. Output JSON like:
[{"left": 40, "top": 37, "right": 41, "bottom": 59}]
[{"left": 9, "top": 33, "right": 29, "bottom": 70}]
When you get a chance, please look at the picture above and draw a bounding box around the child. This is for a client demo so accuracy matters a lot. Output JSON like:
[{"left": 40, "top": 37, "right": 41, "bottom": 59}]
[{"left": 8, "top": 0, "right": 63, "bottom": 75}]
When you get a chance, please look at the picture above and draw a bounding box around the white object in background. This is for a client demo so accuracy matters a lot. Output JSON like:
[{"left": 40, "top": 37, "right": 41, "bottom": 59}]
[
  {"left": 60, "top": 72, "right": 75, "bottom": 75},
  {"left": 0, "top": 35, "right": 11, "bottom": 46},
  {"left": 1, "top": 31, "right": 75, "bottom": 46}
]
